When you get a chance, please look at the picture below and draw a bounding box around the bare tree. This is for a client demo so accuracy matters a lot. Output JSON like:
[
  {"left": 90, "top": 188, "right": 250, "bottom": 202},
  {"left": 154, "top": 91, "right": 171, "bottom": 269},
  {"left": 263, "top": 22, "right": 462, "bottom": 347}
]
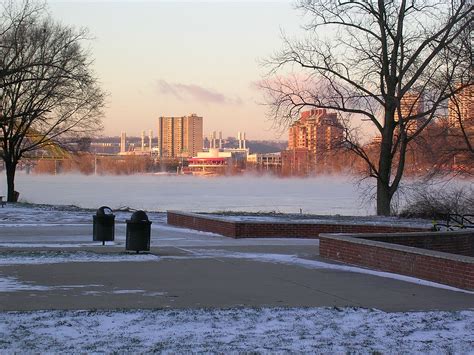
[
  {"left": 0, "top": 1, "right": 47, "bottom": 85},
  {"left": 0, "top": 1, "right": 104, "bottom": 201},
  {"left": 261, "top": 0, "right": 473, "bottom": 215},
  {"left": 445, "top": 83, "right": 474, "bottom": 171}
]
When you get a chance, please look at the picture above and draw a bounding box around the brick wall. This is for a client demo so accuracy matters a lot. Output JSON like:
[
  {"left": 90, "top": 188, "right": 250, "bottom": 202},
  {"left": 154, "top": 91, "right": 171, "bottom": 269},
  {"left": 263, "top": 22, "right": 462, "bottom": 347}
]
[
  {"left": 235, "top": 222, "right": 426, "bottom": 238},
  {"left": 167, "top": 211, "right": 429, "bottom": 239},
  {"left": 167, "top": 211, "right": 237, "bottom": 237},
  {"left": 319, "top": 233, "right": 474, "bottom": 290},
  {"left": 362, "top": 232, "right": 474, "bottom": 257}
]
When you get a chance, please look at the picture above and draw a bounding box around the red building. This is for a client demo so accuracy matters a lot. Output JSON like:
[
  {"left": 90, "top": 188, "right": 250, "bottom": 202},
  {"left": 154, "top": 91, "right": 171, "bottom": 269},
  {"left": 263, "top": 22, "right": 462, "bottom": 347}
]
[{"left": 284, "top": 109, "right": 344, "bottom": 175}]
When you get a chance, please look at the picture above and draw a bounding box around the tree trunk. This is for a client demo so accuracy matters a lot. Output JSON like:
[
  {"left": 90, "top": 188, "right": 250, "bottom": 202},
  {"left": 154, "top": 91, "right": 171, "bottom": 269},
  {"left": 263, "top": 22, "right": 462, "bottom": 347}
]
[
  {"left": 377, "top": 139, "right": 393, "bottom": 215},
  {"left": 377, "top": 107, "right": 396, "bottom": 216},
  {"left": 5, "top": 160, "right": 18, "bottom": 202},
  {"left": 376, "top": 179, "right": 392, "bottom": 216}
]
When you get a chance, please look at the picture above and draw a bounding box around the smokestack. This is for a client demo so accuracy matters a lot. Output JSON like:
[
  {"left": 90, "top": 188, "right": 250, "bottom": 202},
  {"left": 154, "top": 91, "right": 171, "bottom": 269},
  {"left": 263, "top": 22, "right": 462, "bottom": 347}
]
[
  {"left": 238, "top": 131, "right": 242, "bottom": 149},
  {"left": 243, "top": 132, "right": 246, "bottom": 149},
  {"left": 120, "top": 132, "right": 126, "bottom": 153},
  {"left": 219, "top": 131, "right": 222, "bottom": 149},
  {"left": 149, "top": 130, "right": 153, "bottom": 151},
  {"left": 141, "top": 130, "right": 145, "bottom": 151}
]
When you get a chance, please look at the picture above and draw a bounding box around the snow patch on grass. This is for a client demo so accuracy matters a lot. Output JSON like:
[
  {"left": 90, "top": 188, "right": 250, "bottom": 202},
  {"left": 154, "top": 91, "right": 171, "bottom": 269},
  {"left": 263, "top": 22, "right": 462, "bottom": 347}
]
[
  {"left": 0, "top": 307, "right": 472, "bottom": 353},
  {"left": 0, "top": 276, "right": 103, "bottom": 293},
  {"left": 0, "top": 251, "right": 158, "bottom": 265},
  {"left": 0, "top": 242, "right": 122, "bottom": 248},
  {"left": 0, "top": 276, "right": 53, "bottom": 292}
]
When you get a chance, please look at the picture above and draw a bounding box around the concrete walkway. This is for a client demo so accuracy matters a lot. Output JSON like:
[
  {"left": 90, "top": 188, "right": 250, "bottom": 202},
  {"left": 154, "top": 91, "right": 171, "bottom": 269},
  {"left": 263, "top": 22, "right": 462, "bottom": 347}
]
[{"left": 1, "top": 223, "right": 473, "bottom": 312}]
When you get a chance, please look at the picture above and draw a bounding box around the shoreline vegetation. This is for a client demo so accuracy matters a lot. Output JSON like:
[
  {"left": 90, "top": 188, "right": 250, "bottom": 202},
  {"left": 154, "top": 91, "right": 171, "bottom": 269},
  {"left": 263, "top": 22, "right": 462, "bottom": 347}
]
[{"left": 15, "top": 154, "right": 474, "bottom": 177}]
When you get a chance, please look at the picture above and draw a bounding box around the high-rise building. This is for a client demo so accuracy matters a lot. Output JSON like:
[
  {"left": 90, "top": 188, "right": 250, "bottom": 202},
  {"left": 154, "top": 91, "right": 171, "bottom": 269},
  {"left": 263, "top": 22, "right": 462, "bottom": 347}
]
[
  {"left": 285, "top": 109, "right": 343, "bottom": 175},
  {"left": 399, "top": 92, "right": 425, "bottom": 134},
  {"left": 449, "top": 85, "right": 473, "bottom": 127},
  {"left": 400, "top": 92, "right": 424, "bottom": 119},
  {"left": 157, "top": 114, "right": 203, "bottom": 158},
  {"left": 288, "top": 108, "right": 343, "bottom": 155}
]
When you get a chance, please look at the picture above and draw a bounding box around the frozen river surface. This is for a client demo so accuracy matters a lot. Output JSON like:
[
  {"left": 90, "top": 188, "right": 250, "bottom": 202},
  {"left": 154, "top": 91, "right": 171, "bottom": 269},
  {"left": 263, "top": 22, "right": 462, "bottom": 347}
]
[{"left": 5, "top": 173, "right": 374, "bottom": 215}]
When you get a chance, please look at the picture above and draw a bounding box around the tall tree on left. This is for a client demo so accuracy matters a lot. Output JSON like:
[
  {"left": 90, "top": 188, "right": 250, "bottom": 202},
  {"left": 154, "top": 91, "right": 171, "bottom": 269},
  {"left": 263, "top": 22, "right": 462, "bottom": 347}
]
[{"left": 0, "top": 0, "right": 104, "bottom": 201}]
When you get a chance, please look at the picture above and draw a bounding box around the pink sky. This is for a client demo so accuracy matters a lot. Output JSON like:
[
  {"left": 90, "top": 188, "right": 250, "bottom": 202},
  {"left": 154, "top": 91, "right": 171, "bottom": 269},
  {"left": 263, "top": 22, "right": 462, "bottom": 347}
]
[{"left": 49, "top": 1, "right": 303, "bottom": 140}]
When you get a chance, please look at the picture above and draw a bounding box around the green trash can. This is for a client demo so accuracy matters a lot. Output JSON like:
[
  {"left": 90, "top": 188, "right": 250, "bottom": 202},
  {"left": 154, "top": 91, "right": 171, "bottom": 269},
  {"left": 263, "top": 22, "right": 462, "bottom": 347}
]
[{"left": 126, "top": 210, "right": 152, "bottom": 253}]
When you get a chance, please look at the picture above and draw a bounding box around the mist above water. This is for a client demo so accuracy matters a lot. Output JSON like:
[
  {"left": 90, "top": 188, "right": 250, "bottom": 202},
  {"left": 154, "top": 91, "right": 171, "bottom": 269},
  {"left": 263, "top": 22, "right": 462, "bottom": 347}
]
[{"left": 3, "top": 173, "right": 375, "bottom": 215}]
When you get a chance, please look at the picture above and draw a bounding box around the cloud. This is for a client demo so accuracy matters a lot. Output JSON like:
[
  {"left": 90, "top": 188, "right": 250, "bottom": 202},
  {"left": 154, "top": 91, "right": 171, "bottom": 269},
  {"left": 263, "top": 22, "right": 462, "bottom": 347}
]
[{"left": 155, "top": 79, "right": 242, "bottom": 105}]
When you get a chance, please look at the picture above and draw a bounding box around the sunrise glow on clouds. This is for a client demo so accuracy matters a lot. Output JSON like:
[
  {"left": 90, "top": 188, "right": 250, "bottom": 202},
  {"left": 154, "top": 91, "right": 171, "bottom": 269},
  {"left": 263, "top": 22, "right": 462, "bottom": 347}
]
[{"left": 48, "top": 1, "right": 302, "bottom": 140}]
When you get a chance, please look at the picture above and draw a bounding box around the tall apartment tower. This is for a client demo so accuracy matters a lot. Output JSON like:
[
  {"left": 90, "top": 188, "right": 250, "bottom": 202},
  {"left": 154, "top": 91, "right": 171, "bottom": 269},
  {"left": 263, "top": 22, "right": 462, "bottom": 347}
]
[
  {"left": 157, "top": 114, "right": 203, "bottom": 158},
  {"left": 400, "top": 92, "right": 424, "bottom": 119},
  {"left": 284, "top": 109, "right": 343, "bottom": 175},
  {"left": 399, "top": 92, "right": 425, "bottom": 133},
  {"left": 288, "top": 109, "right": 343, "bottom": 155},
  {"left": 449, "top": 85, "right": 473, "bottom": 127}
]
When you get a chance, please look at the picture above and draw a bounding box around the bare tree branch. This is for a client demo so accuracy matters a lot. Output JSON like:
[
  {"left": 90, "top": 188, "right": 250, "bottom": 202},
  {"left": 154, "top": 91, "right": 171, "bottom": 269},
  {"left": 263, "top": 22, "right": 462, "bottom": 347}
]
[
  {"left": 0, "top": 1, "right": 105, "bottom": 201},
  {"left": 261, "top": 0, "right": 473, "bottom": 215}
]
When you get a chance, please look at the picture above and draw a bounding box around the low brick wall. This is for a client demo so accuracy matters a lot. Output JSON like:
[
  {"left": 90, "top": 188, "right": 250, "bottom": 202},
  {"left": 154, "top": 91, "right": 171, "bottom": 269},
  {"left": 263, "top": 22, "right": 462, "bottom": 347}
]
[
  {"left": 167, "top": 211, "right": 237, "bottom": 237},
  {"left": 363, "top": 231, "right": 474, "bottom": 257},
  {"left": 167, "top": 211, "right": 429, "bottom": 239},
  {"left": 319, "top": 231, "right": 474, "bottom": 290}
]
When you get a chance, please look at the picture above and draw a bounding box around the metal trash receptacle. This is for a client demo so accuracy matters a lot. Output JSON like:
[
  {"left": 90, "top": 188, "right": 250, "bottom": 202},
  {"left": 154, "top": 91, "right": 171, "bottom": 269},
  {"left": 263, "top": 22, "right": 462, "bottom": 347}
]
[
  {"left": 126, "top": 210, "right": 152, "bottom": 253},
  {"left": 93, "top": 206, "right": 115, "bottom": 245}
]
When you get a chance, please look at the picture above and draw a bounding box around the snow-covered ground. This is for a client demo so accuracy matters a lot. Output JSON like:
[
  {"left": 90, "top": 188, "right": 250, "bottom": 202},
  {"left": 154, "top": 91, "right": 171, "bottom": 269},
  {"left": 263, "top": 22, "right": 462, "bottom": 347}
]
[
  {"left": 1, "top": 308, "right": 473, "bottom": 353},
  {"left": 0, "top": 203, "right": 165, "bottom": 224},
  {"left": 6, "top": 173, "right": 373, "bottom": 215},
  {"left": 1, "top": 204, "right": 473, "bottom": 353},
  {"left": 203, "top": 212, "right": 432, "bottom": 228},
  {"left": 0, "top": 204, "right": 468, "bottom": 293},
  {"left": 0, "top": 202, "right": 433, "bottom": 228}
]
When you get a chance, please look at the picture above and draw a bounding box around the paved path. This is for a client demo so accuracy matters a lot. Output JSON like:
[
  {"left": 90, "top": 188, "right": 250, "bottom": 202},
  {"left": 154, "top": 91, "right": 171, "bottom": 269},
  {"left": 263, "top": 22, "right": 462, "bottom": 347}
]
[{"left": 0, "top": 222, "right": 473, "bottom": 312}]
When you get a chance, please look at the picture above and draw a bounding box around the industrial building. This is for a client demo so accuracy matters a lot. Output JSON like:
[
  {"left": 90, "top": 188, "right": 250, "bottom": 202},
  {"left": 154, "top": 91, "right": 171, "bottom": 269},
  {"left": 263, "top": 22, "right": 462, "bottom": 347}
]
[
  {"left": 185, "top": 132, "right": 249, "bottom": 176},
  {"left": 247, "top": 152, "right": 282, "bottom": 174}
]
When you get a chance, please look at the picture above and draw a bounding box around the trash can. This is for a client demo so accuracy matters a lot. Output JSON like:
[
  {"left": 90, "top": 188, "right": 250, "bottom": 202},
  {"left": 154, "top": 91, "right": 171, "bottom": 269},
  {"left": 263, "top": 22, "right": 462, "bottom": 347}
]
[
  {"left": 93, "top": 206, "right": 115, "bottom": 245},
  {"left": 126, "top": 210, "right": 152, "bottom": 253}
]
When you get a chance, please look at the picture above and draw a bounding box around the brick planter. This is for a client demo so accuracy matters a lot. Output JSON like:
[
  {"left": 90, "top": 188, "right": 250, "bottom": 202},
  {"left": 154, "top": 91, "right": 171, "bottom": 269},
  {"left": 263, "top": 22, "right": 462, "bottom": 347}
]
[
  {"left": 167, "top": 211, "right": 429, "bottom": 239},
  {"left": 319, "top": 231, "right": 474, "bottom": 290}
]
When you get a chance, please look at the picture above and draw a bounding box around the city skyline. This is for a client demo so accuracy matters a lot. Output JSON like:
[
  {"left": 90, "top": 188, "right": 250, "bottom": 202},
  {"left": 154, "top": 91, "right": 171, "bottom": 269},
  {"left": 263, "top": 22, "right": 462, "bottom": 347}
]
[{"left": 48, "top": 0, "right": 303, "bottom": 140}]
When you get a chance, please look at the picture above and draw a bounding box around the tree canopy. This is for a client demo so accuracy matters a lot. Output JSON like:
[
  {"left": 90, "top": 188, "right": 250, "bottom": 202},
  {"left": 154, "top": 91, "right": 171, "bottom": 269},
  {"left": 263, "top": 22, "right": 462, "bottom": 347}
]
[
  {"left": 0, "top": 0, "right": 104, "bottom": 201},
  {"left": 262, "top": 0, "right": 473, "bottom": 215}
]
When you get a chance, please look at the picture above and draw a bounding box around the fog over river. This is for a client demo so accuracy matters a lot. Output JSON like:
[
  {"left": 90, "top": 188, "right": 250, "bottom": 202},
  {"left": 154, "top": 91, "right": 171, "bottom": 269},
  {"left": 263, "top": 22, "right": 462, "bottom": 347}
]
[{"left": 2, "top": 173, "right": 377, "bottom": 215}]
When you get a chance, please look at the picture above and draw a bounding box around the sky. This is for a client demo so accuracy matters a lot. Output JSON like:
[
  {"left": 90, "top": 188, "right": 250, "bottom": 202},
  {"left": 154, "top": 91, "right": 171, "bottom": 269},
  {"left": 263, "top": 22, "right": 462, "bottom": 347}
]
[{"left": 48, "top": 0, "right": 304, "bottom": 140}]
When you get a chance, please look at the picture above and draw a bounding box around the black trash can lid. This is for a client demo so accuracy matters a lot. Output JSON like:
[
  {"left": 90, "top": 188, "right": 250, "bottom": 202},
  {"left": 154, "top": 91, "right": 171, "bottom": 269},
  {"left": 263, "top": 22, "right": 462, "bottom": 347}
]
[
  {"left": 97, "top": 206, "right": 114, "bottom": 216},
  {"left": 130, "top": 210, "right": 149, "bottom": 222}
]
